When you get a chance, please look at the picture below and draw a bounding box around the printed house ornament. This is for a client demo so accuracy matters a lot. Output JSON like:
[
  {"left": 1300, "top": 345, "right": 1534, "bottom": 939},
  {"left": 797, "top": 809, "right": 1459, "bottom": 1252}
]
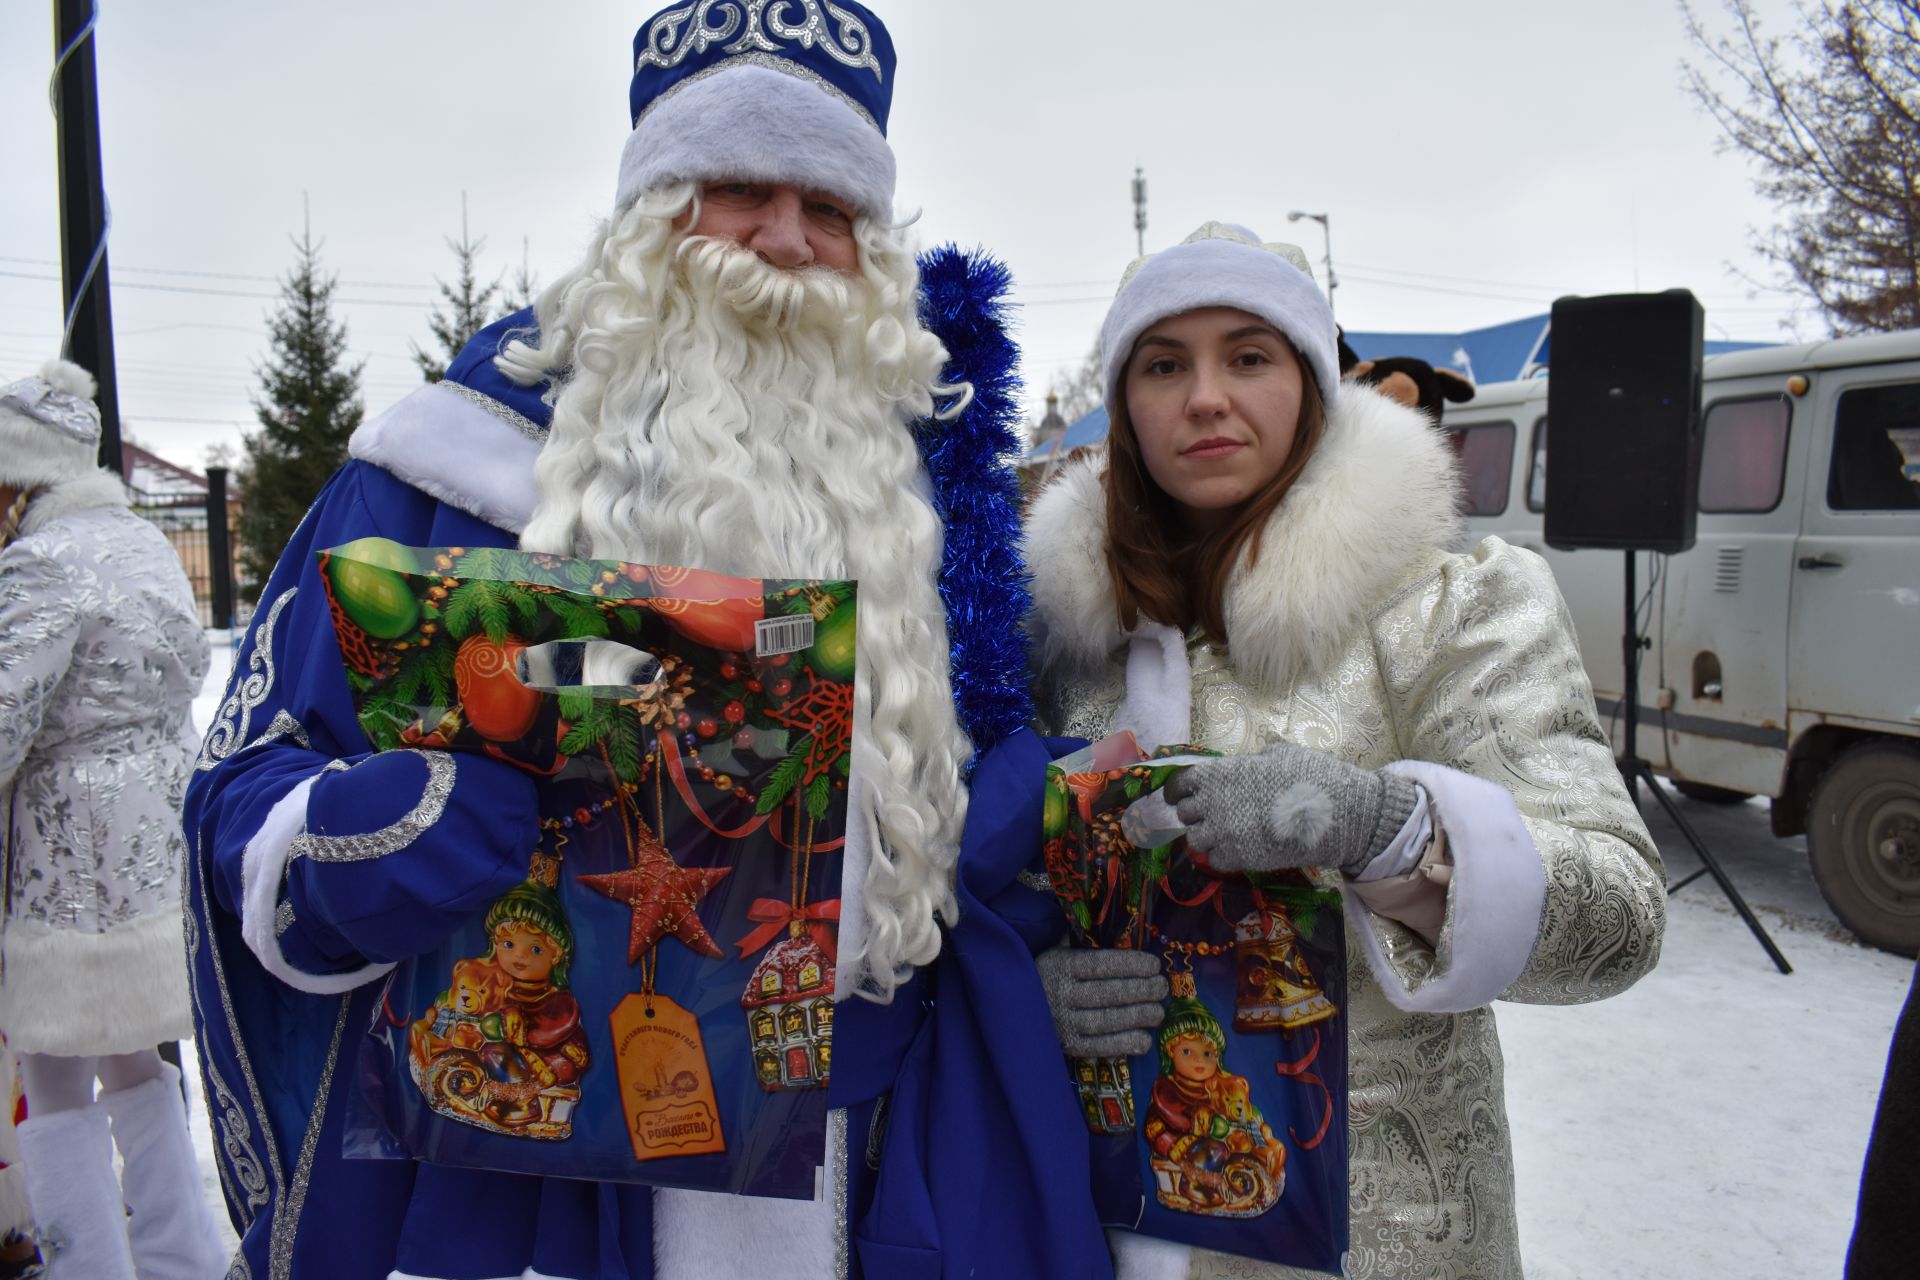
[{"left": 741, "top": 928, "right": 834, "bottom": 1091}]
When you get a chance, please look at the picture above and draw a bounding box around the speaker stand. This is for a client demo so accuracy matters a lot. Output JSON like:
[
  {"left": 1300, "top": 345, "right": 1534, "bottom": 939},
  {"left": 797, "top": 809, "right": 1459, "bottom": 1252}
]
[{"left": 1615, "top": 550, "right": 1792, "bottom": 975}]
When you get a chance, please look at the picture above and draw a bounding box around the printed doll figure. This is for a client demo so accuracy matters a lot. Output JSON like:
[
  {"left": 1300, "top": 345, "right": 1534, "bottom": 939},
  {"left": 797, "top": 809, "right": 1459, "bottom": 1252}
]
[
  {"left": 1143, "top": 978, "right": 1286, "bottom": 1217},
  {"left": 412, "top": 879, "right": 591, "bottom": 1140}
]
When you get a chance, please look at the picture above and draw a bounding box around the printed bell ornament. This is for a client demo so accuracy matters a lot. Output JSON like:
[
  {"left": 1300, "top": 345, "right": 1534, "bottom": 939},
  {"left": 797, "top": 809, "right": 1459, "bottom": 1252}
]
[
  {"left": 741, "top": 926, "right": 834, "bottom": 1091},
  {"left": 1233, "top": 908, "right": 1337, "bottom": 1033}
]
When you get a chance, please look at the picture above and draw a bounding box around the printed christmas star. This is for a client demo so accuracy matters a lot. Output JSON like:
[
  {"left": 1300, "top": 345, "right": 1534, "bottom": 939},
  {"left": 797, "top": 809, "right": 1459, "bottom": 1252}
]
[{"left": 579, "top": 822, "right": 732, "bottom": 962}]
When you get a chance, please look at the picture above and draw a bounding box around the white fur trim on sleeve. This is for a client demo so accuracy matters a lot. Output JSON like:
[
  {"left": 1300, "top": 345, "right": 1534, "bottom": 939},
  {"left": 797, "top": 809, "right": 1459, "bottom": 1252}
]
[
  {"left": 1342, "top": 760, "right": 1546, "bottom": 1014},
  {"left": 348, "top": 384, "right": 542, "bottom": 535},
  {"left": 1114, "top": 622, "right": 1191, "bottom": 752},
  {"left": 616, "top": 63, "right": 895, "bottom": 218},
  {"left": 240, "top": 775, "right": 397, "bottom": 996}
]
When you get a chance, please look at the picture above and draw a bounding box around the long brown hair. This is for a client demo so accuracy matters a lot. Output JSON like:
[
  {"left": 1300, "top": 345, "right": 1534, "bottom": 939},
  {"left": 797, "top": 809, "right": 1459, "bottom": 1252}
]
[{"left": 1101, "top": 364, "right": 1326, "bottom": 642}]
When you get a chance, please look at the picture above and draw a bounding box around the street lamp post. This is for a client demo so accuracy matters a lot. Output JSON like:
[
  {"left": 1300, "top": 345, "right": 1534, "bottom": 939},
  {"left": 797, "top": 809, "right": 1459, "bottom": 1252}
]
[{"left": 1286, "top": 210, "right": 1336, "bottom": 317}]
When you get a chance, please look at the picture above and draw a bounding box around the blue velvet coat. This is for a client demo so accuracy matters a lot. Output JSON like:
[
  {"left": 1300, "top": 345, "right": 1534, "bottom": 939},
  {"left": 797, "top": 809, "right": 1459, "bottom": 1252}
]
[{"left": 183, "top": 253, "right": 1113, "bottom": 1279}]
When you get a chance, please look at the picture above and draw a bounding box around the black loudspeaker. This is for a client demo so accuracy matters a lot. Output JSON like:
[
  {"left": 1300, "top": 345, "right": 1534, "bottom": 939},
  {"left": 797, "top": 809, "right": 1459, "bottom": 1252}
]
[{"left": 1544, "top": 290, "right": 1704, "bottom": 553}]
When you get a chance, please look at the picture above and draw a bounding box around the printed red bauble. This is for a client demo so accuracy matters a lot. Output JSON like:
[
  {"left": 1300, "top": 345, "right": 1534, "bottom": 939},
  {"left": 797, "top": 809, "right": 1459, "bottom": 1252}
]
[
  {"left": 650, "top": 567, "right": 765, "bottom": 652},
  {"left": 454, "top": 635, "right": 540, "bottom": 742}
]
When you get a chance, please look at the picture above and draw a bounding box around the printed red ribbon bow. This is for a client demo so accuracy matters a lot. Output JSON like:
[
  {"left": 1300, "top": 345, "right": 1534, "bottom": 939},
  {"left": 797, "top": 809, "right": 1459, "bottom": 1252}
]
[{"left": 734, "top": 898, "right": 842, "bottom": 962}]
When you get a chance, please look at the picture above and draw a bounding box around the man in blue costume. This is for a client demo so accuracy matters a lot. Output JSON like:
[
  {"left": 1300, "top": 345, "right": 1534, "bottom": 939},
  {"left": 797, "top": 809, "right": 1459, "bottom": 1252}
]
[{"left": 184, "top": 4, "right": 1113, "bottom": 1276}]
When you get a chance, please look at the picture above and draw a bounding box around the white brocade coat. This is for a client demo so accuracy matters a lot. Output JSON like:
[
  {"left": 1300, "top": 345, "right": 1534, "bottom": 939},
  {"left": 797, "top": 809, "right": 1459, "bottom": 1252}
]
[
  {"left": 0, "top": 472, "right": 208, "bottom": 1055},
  {"left": 1025, "top": 386, "right": 1665, "bottom": 1280}
]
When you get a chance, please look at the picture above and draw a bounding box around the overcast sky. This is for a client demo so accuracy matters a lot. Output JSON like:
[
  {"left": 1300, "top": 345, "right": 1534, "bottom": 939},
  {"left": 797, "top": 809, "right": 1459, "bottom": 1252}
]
[{"left": 0, "top": 0, "right": 1811, "bottom": 471}]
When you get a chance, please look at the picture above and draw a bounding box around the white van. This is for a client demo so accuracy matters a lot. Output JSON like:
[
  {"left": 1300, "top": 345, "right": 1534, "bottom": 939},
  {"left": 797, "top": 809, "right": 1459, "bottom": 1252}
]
[{"left": 1439, "top": 329, "right": 1920, "bottom": 953}]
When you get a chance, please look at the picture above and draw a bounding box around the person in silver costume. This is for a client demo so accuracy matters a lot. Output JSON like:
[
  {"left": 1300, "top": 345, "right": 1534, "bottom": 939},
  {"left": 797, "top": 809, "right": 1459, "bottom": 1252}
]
[
  {"left": 1028, "top": 223, "right": 1666, "bottom": 1280},
  {"left": 0, "top": 359, "right": 225, "bottom": 1278}
]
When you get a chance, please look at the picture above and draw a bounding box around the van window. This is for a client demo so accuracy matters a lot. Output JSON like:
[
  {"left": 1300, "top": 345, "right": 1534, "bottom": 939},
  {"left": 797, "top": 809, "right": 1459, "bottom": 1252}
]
[
  {"left": 1830, "top": 383, "right": 1920, "bottom": 510},
  {"left": 1445, "top": 422, "right": 1515, "bottom": 516},
  {"left": 1698, "top": 394, "right": 1791, "bottom": 513},
  {"left": 1526, "top": 418, "right": 1548, "bottom": 512}
]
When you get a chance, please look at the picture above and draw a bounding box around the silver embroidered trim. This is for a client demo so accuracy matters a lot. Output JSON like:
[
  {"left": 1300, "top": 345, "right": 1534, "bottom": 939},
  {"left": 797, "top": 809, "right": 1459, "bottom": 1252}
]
[
  {"left": 322, "top": 759, "right": 351, "bottom": 774},
  {"left": 636, "top": 0, "right": 883, "bottom": 83},
  {"left": 197, "top": 588, "right": 297, "bottom": 772},
  {"left": 637, "top": 49, "right": 879, "bottom": 132},
  {"left": 436, "top": 379, "right": 545, "bottom": 444},
  {"left": 273, "top": 899, "right": 295, "bottom": 938},
  {"left": 1015, "top": 868, "right": 1053, "bottom": 893},
  {"left": 830, "top": 1107, "right": 850, "bottom": 1280},
  {"left": 273, "top": 996, "right": 350, "bottom": 1280},
  {"left": 288, "top": 750, "right": 457, "bottom": 864},
  {"left": 185, "top": 836, "right": 283, "bottom": 1227}
]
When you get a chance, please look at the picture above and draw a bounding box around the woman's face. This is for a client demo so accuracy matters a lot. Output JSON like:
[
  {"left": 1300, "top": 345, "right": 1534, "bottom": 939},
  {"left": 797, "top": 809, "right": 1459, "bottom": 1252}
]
[
  {"left": 493, "top": 922, "right": 557, "bottom": 983},
  {"left": 1124, "top": 306, "right": 1306, "bottom": 531}
]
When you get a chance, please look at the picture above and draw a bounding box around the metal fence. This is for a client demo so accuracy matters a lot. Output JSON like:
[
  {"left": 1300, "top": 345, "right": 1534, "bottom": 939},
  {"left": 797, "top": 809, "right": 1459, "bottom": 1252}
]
[{"left": 130, "top": 465, "right": 235, "bottom": 630}]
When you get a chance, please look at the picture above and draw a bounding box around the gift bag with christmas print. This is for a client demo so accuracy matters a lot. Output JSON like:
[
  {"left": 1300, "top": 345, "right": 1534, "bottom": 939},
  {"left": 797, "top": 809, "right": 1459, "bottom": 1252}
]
[
  {"left": 324, "top": 539, "right": 854, "bottom": 1197},
  {"left": 1045, "top": 732, "right": 1349, "bottom": 1273}
]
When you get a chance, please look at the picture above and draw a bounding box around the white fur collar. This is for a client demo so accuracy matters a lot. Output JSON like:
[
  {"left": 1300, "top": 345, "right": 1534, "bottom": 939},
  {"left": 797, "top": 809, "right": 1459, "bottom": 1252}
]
[
  {"left": 1026, "top": 384, "right": 1462, "bottom": 690},
  {"left": 18, "top": 469, "right": 129, "bottom": 537},
  {"left": 349, "top": 383, "right": 544, "bottom": 534}
]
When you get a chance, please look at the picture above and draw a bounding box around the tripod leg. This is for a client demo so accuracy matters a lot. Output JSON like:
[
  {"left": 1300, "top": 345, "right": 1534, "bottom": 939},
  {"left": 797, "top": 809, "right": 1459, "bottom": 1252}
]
[{"left": 1645, "top": 777, "right": 1793, "bottom": 975}]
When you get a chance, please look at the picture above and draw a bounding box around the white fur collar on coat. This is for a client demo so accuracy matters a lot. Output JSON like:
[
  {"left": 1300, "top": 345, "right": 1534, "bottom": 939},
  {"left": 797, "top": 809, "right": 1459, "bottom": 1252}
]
[
  {"left": 18, "top": 469, "right": 129, "bottom": 539},
  {"left": 1026, "top": 384, "right": 1462, "bottom": 691}
]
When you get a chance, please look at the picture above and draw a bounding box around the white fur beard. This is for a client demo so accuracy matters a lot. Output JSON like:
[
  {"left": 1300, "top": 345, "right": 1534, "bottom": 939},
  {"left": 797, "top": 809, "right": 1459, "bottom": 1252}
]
[{"left": 520, "top": 231, "right": 974, "bottom": 1001}]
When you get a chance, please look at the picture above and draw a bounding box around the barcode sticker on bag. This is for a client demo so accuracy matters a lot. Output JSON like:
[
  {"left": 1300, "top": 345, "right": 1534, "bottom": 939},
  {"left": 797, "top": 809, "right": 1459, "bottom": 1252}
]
[{"left": 755, "top": 615, "right": 814, "bottom": 657}]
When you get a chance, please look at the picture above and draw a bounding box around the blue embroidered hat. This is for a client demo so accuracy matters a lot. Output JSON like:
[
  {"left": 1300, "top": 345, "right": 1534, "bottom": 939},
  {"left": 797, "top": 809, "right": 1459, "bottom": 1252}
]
[{"left": 616, "top": 0, "right": 898, "bottom": 218}]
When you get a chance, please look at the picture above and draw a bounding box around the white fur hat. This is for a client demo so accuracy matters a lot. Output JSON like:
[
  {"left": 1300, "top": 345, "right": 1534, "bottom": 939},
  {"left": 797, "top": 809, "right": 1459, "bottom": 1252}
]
[
  {"left": 0, "top": 359, "right": 103, "bottom": 490},
  {"left": 1099, "top": 222, "right": 1339, "bottom": 415}
]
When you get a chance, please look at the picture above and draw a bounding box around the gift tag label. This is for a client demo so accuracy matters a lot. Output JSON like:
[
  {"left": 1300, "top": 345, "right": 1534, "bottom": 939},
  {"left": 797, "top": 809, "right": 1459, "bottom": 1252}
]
[{"left": 609, "top": 993, "right": 727, "bottom": 1161}]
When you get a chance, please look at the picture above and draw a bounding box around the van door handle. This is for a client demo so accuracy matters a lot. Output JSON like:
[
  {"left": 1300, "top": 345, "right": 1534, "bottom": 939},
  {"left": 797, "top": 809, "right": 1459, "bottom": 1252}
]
[{"left": 1796, "top": 554, "right": 1845, "bottom": 570}]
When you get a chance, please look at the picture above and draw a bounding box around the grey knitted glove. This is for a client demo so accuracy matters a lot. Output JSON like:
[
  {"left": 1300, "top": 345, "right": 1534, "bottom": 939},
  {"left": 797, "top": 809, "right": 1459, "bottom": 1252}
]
[
  {"left": 1036, "top": 944, "right": 1169, "bottom": 1058},
  {"left": 1163, "top": 741, "right": 1419, "bottom": 876}
]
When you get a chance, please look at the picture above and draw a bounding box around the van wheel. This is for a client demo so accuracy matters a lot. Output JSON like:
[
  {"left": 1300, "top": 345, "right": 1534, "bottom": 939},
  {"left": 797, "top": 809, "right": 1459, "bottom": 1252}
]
[
  {"left": 1673, "top": 780, "right": 1752, "bottom": 804},
  {"left": 1808, "top": 743, "right": 1920, "bottom": 956}
]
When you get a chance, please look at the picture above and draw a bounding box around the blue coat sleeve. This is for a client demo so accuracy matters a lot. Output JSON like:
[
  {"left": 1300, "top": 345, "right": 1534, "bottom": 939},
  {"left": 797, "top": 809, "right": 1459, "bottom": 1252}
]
[{"left": 185, "top": 463, "right": 537, "bottom": 992}]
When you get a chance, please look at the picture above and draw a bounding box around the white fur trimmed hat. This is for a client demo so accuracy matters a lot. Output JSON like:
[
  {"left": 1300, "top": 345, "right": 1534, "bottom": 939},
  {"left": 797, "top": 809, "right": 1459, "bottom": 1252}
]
[
  {"left": 1099, "top": 221, "right": 1339, "bottom": 415},
  {"left": 615, "top": 0, "right": 897, "bottom": 218},
  {"left": 0, "top": 359, "right": 103, "bottom": 490}
]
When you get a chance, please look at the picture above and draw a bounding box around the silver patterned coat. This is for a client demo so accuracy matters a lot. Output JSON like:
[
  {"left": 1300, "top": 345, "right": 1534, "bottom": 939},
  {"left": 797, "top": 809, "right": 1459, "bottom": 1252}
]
[
  {"left": 1026, "top": 386, "right": 1665, "bottom": 1280},
  {"left": 0, "top": 470, "right": 209, "bottom": 1056}
]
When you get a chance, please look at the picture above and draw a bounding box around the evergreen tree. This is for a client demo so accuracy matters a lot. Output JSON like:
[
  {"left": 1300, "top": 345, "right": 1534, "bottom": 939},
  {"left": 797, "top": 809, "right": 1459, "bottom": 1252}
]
[
  {"left": 236, "top": 229, "right": 364, "bottom": 600},
  {"left": 414, "top": 196, "right": 505, "bottom": 381},
  {"left": 504, "top": 234, "right": 541, "bottom": 315}
]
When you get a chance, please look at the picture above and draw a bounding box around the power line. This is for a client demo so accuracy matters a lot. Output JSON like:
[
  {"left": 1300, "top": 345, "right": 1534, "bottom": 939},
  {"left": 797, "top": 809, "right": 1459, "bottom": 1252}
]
[
  {"left": 0, "top": 269, "right": 427, "bottom": 308},
  {"left": 0, "top": 254, "right": 432, "bottom": 292}
]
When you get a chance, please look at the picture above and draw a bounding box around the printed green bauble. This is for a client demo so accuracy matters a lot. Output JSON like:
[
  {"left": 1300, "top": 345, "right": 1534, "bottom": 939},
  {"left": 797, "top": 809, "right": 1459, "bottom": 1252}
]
[
  {"left": 327, "top": 556, "right": 420, "bottom": 640},
  {"left": 1043, "top": 776, "right": 1071, "bottom": 840},
  {"left": 806, "top": 599, "right": 857, "bottom": 681}
]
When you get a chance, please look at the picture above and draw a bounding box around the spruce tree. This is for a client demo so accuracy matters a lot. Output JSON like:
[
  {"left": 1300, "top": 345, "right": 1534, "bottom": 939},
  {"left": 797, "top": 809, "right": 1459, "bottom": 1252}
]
[
  {"left": 414, "top": 196, "right": 505, "bottom": 381},
  {"left": 237, "top": 229, "right": 364, "bottom": 600}
]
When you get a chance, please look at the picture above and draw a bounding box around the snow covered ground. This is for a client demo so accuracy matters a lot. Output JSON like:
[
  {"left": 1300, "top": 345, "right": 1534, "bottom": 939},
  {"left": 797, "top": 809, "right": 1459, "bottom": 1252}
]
[{"left": 181, "top": 636, "right": 1916, "bottom": 1275}]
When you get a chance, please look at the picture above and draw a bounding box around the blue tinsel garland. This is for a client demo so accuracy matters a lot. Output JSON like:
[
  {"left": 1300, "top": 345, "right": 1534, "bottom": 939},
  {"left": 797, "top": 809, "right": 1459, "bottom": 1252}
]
[
  {"left": 448, "top": 250, "right": 1038, "bottom": 766},
  {"left": 912, "top": 245, "right": 1036, "bottom": 764}
]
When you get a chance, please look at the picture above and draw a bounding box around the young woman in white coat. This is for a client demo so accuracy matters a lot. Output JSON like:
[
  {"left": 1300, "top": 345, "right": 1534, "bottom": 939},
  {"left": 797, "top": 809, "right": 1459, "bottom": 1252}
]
[{"left": 1029, "top": 223, "right": 1666, "bottom": 1280}]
